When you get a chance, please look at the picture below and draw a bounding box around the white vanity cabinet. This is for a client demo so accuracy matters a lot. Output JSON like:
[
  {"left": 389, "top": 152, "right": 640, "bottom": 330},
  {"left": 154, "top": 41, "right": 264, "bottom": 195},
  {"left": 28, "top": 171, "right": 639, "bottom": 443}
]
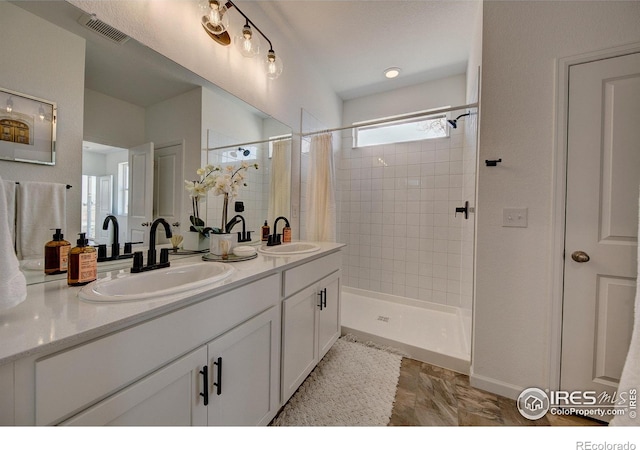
[
  {"left": 281, "top": 253, "right": 341, "bottom": 403},
  {"left": 2, "top": 245, "right": 345, "bottom": 426},
  {"left": 61, "top": 305, "right": 281, "bottom": 426},
  {"left": 61, "top": 346, "right": 208, "bottom": 426},
  {"left": 34, "top": 274, "right": 280, "bottom": 426},
  {"left": 206, "top": 305, "right": 280, "bottom": 426}
]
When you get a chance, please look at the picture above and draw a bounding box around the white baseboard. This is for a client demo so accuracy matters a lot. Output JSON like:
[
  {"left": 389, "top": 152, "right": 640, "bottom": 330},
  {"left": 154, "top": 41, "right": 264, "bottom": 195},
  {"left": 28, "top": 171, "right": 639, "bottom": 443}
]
[{"left": 469, "top": 371, "right": 524, "bottom": 400}]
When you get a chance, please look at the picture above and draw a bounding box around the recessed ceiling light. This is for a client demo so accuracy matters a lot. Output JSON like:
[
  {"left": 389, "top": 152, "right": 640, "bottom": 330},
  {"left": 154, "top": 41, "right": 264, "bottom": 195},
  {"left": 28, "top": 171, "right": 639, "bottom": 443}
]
[{"left": 384, "top": 67, "right": 401, "bottom": 79}]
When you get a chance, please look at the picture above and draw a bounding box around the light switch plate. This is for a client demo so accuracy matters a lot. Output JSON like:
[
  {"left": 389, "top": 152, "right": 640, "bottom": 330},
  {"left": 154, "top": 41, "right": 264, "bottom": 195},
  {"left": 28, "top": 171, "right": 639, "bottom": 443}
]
[{"left": 503, "top": 208, "right": 528, "bottom": 227}]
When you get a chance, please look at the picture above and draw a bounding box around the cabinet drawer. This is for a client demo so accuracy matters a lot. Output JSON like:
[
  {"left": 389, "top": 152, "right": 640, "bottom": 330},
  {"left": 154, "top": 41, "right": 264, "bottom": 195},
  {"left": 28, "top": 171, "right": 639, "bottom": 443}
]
[
  {"left": 35, "top": 274, "right": 279, "bottom": 425},
  {"left": 283, "top": 252, "right": 341, "bottom": 297}
]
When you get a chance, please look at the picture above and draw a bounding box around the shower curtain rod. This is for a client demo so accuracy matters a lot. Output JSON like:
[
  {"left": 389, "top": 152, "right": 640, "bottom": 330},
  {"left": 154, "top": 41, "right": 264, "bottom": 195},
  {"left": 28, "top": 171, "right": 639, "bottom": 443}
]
[
  {"left": 206, "top": 134, "right": 292, "bottom": 152},
  {"left": 300, "top": 102, "right": 479, "bottom": 138}
]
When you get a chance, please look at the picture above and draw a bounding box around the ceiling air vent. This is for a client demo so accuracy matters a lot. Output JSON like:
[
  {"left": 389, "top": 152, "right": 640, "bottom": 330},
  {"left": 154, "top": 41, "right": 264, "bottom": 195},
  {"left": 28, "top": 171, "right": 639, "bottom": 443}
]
[{"left": 78, "top": 13, "right": 130, "bottom": 45}]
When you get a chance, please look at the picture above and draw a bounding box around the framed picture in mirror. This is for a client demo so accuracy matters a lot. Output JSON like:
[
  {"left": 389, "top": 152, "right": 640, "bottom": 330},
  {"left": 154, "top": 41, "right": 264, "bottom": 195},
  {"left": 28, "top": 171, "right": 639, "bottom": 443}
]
[{"left": 0, "top": 87, "right": 57, "bottom": 165}]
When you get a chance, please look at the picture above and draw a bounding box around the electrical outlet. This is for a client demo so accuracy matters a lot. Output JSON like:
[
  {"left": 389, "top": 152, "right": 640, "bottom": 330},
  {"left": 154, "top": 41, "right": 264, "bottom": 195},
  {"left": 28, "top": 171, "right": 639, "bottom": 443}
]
[{"left": 503, "top": 208, "right": 528, "bottom": 227}]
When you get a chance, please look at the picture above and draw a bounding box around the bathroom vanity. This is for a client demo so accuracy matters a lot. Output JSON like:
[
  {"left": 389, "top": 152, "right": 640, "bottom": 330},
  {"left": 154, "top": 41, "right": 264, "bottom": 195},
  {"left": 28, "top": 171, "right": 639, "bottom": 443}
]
[{"left": 0, "top": 242, "right": 343, "bottom": 426}]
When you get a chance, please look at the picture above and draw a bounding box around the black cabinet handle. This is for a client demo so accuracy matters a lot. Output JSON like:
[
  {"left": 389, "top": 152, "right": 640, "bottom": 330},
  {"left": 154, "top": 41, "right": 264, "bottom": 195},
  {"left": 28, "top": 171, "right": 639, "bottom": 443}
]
[
  {"left": 317, "top": 291, "right": 323, "bottom": 310},
  {"left": 322, "top": 288, "right": 327, "bottom": 308},
  {"left": 213, "top": 357, "right": 222, "bottom": 396},
  {"left": 199, "top": 365, "right": 208, "bottom": 406}
]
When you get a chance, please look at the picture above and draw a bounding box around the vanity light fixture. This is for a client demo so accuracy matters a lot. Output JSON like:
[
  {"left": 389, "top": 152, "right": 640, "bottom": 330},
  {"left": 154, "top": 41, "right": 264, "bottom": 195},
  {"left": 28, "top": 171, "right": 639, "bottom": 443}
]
[
  {"left": 201, "top": 0, "right": 282, "bottom": 79},
  {"left": 384, "top": 67, "right": 401, "bottom": 79},
  {"left": 235, "top": 22, "right": 260, "bottom": 58}
]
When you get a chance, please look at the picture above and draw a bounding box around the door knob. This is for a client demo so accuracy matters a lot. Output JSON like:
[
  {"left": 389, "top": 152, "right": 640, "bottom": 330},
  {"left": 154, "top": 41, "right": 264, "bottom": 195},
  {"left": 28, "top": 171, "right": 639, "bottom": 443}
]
[{"left": 571, "top": 251, "right": 590, "bottom": 263}]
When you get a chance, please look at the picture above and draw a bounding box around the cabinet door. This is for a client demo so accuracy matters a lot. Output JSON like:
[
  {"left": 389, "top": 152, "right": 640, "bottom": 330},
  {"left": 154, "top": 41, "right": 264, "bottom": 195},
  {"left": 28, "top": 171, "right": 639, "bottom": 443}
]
[
  {"left": 281, "top": 284, "right": 320, "bottom": 403},
  {"left": 62, "top": 347, "right": 207, "bottom": 426},
  {"left": 318, "top": 271, "right": 341, "bottom": 360},
  {"left": 207, "top": 306, "right": 280, "bottom": 426}
]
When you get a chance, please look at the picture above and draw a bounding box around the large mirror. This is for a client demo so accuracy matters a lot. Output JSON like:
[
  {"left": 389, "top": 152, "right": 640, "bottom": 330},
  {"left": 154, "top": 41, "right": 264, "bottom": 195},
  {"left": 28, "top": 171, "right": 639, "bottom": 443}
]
[{"left": 12, "top": 1, "right": 292, "bottom": 283}]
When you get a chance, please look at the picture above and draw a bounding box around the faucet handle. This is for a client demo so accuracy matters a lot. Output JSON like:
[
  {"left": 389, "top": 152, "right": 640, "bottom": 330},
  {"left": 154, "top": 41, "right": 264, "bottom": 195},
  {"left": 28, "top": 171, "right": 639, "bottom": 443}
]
[
  {"left": 160, "top": 248, "right": 170, "bottom": 265},
  {"left": 131, "top": 251, "right": 144, "bottom": 273}
]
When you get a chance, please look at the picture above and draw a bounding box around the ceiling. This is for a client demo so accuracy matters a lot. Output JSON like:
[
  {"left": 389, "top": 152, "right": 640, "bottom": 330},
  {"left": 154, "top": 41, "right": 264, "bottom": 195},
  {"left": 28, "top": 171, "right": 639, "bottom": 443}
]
[
  {"left": 243, "top": 0, "right": 482, "bottom": 99},
  {"left": 14, "top": 1, "right": 481, "bottom": 105}
]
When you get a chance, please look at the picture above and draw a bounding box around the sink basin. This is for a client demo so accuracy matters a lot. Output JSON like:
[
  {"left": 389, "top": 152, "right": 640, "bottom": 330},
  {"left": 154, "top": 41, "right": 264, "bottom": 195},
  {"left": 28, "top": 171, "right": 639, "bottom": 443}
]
[
  {"left": 258, "top": 242, "right": 321, "bottom": 256},
  {"left": 79, "top": 262, "right": 234, "bottom": 302}
]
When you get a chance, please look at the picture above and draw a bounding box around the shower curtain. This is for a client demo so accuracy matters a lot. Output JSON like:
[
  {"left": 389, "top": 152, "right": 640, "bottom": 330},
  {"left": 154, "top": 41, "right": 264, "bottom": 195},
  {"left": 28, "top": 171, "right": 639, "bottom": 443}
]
[
  {"left": 305, "top": 133, "right": 336, "bottom": 242},
  {"left": 268, "top": 139, "right": 291, "bottom": 226}
]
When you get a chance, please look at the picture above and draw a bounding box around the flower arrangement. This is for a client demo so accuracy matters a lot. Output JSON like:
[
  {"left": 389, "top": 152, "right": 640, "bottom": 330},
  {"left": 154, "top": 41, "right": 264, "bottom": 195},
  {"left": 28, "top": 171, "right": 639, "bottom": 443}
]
[{"left": 185, "top": 161, "right": 259, "bottom": 234}]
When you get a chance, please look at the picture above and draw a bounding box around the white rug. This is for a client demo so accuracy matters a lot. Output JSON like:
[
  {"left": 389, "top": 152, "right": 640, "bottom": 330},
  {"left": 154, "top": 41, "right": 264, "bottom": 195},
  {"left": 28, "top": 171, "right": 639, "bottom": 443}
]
[{"left": 271, "top": 335, "right": 403, "bottom": 426}]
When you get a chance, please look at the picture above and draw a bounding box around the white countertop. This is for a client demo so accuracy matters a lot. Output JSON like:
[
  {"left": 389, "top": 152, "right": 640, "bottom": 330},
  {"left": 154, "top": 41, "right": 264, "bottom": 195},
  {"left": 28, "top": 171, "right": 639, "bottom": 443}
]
[{"left": 0, "top": 242, "right": 344, "bottom": 366}]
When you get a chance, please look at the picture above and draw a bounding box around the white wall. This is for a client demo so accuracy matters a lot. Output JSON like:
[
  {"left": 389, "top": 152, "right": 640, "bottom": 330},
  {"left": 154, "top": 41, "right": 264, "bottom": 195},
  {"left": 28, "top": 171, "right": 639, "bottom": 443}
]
[
  {"left": 343, "top": 74, "right": 467, "bottom": 126},
  {"left": 68, "top": 0, "right": 343, "bottom": 133},
  {"left": 0, "top": 1, "right": 85, "bottom": 240},
  {"left": 472, "top": 0, "right": 640, "bottom": 398},
  {"left": 84, "top": 88, "right": 145, "bottom": 149}
]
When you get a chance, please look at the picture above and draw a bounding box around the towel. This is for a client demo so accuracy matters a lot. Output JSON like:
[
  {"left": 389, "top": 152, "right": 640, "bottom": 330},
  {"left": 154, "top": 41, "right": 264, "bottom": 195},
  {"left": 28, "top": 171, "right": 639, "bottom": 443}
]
[
  {"left": 0, "top": 175, "right": 27, "bottom": 310},
  {"left": 17, "top": 181, "right": 67, "bottom": 260},
  {"left": 2, "top": 180, "right": 16, "bottom": 250},
  {"left": 610, "top": 187, "right": 640, "bottom": 426}
]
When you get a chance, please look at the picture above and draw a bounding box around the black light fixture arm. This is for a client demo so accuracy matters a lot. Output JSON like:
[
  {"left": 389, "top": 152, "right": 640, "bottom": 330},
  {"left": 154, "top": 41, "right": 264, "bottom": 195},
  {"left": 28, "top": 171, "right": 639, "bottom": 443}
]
[{"left": 225, "top": 0, "right": 274, "bottom": 52}]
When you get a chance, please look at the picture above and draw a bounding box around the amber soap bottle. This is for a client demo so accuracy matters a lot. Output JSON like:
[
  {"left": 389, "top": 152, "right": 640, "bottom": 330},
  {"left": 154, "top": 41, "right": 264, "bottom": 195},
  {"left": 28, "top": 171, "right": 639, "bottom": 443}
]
[
  {"left": 261, "top": 220, "right": 270, "bottom": 241},
  {"left": 68, "top": 232, "right": 97, "bottom": 286},
  {"left": 44, "top": 228, "right": 70, "bottom": 275}
]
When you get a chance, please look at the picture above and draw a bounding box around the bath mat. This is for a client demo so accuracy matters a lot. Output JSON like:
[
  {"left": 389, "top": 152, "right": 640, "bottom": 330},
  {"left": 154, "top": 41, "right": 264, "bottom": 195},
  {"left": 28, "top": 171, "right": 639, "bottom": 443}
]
[{"left": 271, "top": 334, "right": 404, "bottom": 426}]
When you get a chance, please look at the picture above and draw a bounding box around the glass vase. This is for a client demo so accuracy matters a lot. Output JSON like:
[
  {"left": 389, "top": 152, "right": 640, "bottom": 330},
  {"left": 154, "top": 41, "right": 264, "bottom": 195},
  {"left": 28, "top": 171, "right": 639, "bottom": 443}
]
[{"left": 221, "top": 193, "right": 229, "bottom": 232}]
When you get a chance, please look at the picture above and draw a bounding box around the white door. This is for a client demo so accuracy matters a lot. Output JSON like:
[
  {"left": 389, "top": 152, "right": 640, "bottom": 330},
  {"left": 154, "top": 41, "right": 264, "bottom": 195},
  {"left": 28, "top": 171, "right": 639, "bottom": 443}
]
[
  {"left": 154, "top": 142, "right": 184, "bottom": 231},
  {"left": 127, "top": 142, "right": 154, "bottom": 244},
  {"left": 561, "top": 52, "right": 640, "bottom": 399},
  {"left": 95, "top": 175, "right": 113, "bottom": 243}
]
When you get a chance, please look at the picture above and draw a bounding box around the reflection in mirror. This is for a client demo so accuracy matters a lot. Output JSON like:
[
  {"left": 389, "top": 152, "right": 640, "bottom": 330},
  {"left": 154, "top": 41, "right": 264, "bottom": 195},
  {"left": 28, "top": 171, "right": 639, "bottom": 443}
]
[
  {"left": 205, "top": 129, "right": 291, "bottom": 241},
  {"left": 81, "top": 142, "right": 126, "bottom": 244},
  {"left": 11, "top": 1, "right": 293, "bottom": 283}
]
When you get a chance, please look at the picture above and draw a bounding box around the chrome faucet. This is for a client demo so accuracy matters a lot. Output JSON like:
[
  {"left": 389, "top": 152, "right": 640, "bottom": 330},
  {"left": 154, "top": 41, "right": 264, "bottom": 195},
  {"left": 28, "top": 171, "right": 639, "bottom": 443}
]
[
  {"left": 226, "top": 214, "right": 252, "bottom": 243},
  {"left": 131, "top": 218, "right": 172, "bottom": 273},
  {"left": 267, "top": 216, "right": 290, "bottom": 246}
]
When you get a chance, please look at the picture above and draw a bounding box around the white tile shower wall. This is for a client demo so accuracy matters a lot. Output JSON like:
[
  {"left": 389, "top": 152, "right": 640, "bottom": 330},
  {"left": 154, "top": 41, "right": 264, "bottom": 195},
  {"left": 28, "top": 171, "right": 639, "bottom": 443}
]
[
  {"left": 337, "top": 125, "right": 470, "bottom": 309},
  {"left": 205, "top": 147, "right": 268, "bottom": 237}
]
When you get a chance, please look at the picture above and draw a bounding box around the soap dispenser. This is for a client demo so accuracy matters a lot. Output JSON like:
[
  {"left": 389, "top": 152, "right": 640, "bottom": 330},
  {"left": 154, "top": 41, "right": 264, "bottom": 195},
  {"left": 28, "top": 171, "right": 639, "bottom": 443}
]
[
  {"left": 44, "top": 228, "right": 71, "bottom": 275},
  {"left": 68, "top": 233, "right": 97, "bottom": 286},
  {"left": 283, "top": 225, "right": 292, "bottom": 243},
  {"left": 261, "top": 220, "right": 270, "bottom": 241}
]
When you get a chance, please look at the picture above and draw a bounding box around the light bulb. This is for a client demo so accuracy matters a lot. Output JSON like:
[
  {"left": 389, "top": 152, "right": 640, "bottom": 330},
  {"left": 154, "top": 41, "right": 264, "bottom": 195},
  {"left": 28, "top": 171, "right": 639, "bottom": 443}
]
[
  {"left": 38, "top": 106, "right": 45, "bottom": 121},
  {"left": 264, "top": 49, "right": 283, "bottom": 79},
  {"left": 234, "top": 24, "right": 260, "bottom": 58},
  {"left": 205, "top": 0, "right": 228, "bottom": 35},
  {"left": 5, "top": 98, "right": 13, "bottom": 113}
]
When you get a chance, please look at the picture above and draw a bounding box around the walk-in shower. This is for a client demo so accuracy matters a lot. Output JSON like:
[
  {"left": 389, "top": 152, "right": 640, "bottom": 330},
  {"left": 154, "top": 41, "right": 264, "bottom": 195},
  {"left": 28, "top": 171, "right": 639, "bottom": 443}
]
[{"left": 302, "top": 104, "right": 479, "bottom": 373}]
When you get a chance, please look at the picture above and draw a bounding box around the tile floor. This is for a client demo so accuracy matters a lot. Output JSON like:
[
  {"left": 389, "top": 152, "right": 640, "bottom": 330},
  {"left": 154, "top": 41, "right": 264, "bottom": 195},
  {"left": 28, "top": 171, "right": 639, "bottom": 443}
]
[{"left": 389, "top": 358, "right": 606, "bottom": 426}]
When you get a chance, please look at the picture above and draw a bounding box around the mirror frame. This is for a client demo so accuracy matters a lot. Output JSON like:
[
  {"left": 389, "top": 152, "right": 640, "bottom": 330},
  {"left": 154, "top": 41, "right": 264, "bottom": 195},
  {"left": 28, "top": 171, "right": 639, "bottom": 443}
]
[{"left": 0, "top": 86, "right": 57, "bottom": 165}]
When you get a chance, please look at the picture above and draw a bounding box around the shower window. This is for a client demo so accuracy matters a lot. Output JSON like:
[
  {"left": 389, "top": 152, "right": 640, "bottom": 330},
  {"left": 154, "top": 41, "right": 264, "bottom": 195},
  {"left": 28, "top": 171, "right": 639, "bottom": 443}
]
[{"left": 353, "top": 112, "right": 448, "bottom": 148}]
